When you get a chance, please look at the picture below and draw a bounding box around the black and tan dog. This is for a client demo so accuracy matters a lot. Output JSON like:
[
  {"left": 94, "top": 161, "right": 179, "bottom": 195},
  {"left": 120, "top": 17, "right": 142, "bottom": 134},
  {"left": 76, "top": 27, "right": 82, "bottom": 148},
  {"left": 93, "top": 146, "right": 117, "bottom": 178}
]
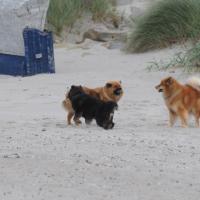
[
  {"left": 67, "top": 85, "right": 118, "bottom": 129},
  {"left": 63, "top": 80, "right": 123, "bottom": 125}
]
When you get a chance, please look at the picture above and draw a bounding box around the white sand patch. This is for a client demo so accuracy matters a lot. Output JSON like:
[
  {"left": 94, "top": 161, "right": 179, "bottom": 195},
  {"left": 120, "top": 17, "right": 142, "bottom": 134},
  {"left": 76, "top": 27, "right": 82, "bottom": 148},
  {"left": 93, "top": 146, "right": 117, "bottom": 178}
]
[
  {"left": 0, "top": 43, "right": 200, "bottom": 200},
  {"left": 0, "top": 1, "right": 200, "bottom": 200}
]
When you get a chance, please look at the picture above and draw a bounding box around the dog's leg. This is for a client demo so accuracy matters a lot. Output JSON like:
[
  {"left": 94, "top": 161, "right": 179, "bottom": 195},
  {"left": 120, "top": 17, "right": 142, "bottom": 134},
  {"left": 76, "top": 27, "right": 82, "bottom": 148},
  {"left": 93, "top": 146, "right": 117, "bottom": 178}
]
[
  {"left": 169, "top": 110, "right": 177, "bottom": 127},
  {"left": 195, "top": 113, "right": 200, "bottom": 127},
  {"left": 67, "top": 111, "right": 74, "bottom": 125},
  {"left": 177, "top": 108, "right": 188, "bottom": 128},
  {"left": 85, "top": 119, "right": 92, "bottom": 125},
  {"left": 195, "top": 117, "right": 200, "bottom": 128},
  {"left": 73, "top": 112, "right": 82, "bottom": 125}
]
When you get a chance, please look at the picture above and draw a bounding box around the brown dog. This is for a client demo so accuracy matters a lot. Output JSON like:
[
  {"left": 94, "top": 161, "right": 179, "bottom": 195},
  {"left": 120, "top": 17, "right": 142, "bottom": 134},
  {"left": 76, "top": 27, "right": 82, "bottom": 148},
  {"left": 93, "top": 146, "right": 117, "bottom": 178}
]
[
  {"left": 156, "top": 77, "right": 200, "bottom": 128},
  {"left": 63, "top": 80, "right": 123, "bottom": 125}
]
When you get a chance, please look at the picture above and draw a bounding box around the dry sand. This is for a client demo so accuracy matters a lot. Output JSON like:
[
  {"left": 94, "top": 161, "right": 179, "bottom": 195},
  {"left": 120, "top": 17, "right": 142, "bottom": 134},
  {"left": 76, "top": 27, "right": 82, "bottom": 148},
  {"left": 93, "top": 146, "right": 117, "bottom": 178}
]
[
  {"left": 0, "top": 0, "right": 200, "bottom": 200},
  {"left": 0, "top": 43, "right": 200, "bottom": 200}
]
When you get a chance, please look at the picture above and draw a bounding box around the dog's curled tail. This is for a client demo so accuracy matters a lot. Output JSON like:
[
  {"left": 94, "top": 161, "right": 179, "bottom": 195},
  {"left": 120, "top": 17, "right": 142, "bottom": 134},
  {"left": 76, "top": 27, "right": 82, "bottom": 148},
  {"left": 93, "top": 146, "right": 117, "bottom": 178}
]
[
  {"left": 187, "top": 77, "right": 200, "bottom": 91},
  {"left": 62, "top": 97, "right": 73, "bottom": 112},
  {"left": 62, "top": 99, "right": 67, "bottom": 110}
]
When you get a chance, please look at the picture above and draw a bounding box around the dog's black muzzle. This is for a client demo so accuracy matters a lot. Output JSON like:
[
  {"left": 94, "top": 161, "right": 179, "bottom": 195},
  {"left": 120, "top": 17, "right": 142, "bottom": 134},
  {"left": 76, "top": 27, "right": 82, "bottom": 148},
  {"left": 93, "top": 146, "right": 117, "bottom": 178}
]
[
  {"left": 155, "top": 85, "right": 163, "bottom": 93},
  {"left": 103, "top": 122, "right": 115, "bottom": 130},
  {"left": 114, "top": 88, "right": 122, "bottom": 96},
  {"left": 105, "top": 122, "right": 114, "bottom": 130}
]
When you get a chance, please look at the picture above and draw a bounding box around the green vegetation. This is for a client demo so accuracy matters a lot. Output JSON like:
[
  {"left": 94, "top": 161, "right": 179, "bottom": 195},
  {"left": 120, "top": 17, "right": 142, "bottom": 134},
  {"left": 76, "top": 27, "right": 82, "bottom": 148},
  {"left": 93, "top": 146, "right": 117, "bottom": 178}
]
[
  {"left": 148, "top": 42, "right": 200, "bottom": 72},
  {"left": 126, "top": 0, "right": 200, "bottom": 53},
  {"left": 47, "top": 0, "right": 116, "bottom": 34}
]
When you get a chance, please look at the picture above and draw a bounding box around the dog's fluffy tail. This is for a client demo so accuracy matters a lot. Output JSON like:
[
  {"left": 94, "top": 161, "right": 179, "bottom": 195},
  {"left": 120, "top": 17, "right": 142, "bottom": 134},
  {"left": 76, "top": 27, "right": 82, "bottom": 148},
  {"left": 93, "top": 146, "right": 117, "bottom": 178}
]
[
  {"left": 186, "top": 77, "right": 200, "bottom": 91},
  {"left": 62, "top": 97, "right": 73, "bottom": 112},
  {"left": 62, "top": 91, "right": 70, "bottom": 109},
  {"left": 62, "top": 99, "right": 67, "bottom": 110}
]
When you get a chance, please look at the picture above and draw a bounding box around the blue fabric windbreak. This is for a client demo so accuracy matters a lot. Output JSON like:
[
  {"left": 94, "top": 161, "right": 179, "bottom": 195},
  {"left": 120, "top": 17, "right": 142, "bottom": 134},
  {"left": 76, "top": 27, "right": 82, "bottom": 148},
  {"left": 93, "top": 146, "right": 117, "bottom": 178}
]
[
  {"left": 0, "top": 28, "right": 55, "bottom": 76},
  {"left": 0, "top": 54, "right": 25, "bottom": 76},
  {"left": 23, "top": 28, "right": 55, "bottom": 76}
]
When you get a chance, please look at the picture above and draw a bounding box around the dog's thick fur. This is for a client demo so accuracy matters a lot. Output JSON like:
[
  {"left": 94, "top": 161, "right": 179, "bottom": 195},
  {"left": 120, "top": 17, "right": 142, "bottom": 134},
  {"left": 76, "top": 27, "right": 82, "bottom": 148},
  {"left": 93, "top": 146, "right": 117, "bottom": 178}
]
[
  {"left": 68, "top": 86, "right": 118, "bottom": 129},
  {"left": 63, "top": 80, "right": 123, "bottom": 125},
  {"left": 155, "top": 77, "right": 200, "bottom": 128}
]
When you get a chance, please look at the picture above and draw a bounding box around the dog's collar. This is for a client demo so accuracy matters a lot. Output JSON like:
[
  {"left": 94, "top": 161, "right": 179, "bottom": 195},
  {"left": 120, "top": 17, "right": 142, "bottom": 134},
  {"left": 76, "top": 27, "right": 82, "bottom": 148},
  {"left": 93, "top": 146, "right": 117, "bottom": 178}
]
[{"left": 164, "top": 89, "right": 182, "bottom": 101}]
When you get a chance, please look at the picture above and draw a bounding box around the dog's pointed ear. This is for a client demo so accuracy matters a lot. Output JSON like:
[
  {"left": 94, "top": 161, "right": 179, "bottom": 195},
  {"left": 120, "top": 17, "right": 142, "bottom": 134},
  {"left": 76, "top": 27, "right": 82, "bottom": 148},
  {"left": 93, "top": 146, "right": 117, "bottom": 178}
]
[
  {"left": 166, "top": 77, "right": 173, "bottom": 85},
  {"left": 106, "top": 83, "right": 112, "bottom": 88}
]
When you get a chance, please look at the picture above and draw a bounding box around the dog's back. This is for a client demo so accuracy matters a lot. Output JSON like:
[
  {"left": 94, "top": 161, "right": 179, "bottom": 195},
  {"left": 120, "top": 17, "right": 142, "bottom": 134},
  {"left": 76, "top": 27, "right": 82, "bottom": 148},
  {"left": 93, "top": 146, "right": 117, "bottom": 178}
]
[
  {"left": 67, "top": 85, "right": 84, "bottom": 100},
  {"left": 71, "top": 93, "right": 118, "bottom": 129},
  {"left": 62, "top": 85, "right": 84, "bottom": 113},
  {"left": 71, "top": 93, "right": 101, "bottom": 118}
]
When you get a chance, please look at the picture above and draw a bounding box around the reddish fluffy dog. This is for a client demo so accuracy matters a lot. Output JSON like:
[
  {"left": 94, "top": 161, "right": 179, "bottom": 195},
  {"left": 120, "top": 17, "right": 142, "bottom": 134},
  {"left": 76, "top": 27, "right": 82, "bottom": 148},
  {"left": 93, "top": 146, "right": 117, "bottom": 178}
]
[{"left": 156, "top": 77, "right": 200, "bottom": 128}]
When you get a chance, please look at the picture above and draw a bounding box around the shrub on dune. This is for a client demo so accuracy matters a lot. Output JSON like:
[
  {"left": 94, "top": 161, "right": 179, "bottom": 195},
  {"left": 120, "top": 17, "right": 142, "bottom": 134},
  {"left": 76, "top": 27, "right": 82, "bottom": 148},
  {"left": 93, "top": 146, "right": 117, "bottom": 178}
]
[
  {"left": 87, "top": 0, "right": 113, "bottom": 20},
  {"left": 47, "top": 0, "right": 116, "bottom": 34},
  {"left": 148, "top": 41, "right": 200, "bottom": 72},
  {"left": 126, "top": 0, "right": 200, "bottom": 53},
  {"left": 47, "top": 0, "right": 83, "bottom": 34}
]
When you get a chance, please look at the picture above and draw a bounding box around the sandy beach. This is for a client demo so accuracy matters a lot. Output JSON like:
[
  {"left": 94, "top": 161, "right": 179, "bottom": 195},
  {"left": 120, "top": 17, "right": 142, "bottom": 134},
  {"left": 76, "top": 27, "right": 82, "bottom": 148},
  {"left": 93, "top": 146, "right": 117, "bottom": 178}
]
[
  {"left": 0, "top": 0, "right": 200, "bottom": 200},
  {"left": 1, "top": 42, "right": 200, "bottom": 200}
]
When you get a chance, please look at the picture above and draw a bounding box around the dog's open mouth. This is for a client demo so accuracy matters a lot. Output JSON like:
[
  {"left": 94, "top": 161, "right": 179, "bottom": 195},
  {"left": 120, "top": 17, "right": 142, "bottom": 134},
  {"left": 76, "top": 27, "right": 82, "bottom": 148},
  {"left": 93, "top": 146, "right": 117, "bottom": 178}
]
[{"left": 114, "top": 88, "right": 122, "bottom": 96}]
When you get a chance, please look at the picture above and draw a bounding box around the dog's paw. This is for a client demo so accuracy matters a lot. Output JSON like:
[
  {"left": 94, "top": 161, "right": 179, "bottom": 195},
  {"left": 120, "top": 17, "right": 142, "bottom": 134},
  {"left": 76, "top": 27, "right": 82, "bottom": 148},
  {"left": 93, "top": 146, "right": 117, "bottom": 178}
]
[
  {"left": 75, "top": 121, "right": 82, "bottom": 126},
  {"left": 181, "top": 124, "right": 188, "bottom": 128},
  {"left": 168, "top": 124, "right": 173, "bottom": 128},
  {"left": 167, "top": 121, "right": 173, "bottom": 127}
]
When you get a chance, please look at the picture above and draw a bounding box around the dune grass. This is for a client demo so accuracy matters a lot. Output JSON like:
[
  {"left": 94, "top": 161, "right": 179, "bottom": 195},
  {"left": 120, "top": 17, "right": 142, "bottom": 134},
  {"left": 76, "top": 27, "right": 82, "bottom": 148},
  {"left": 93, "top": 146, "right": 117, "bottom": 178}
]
[
  {"left": 47, "top": 0, "right": 82, "bottom": 34},
  {"left": 88, "top": 0, "right": 114, "bottom": 20},
  {"left": 47, "top": 0, "right": 116, "bottom": 34},
  {"left": 148, "top": 42, "right": 200, "bottom": 72},
  {"left": 126, "top": 0, "right": 200, "bottom": 53}
]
